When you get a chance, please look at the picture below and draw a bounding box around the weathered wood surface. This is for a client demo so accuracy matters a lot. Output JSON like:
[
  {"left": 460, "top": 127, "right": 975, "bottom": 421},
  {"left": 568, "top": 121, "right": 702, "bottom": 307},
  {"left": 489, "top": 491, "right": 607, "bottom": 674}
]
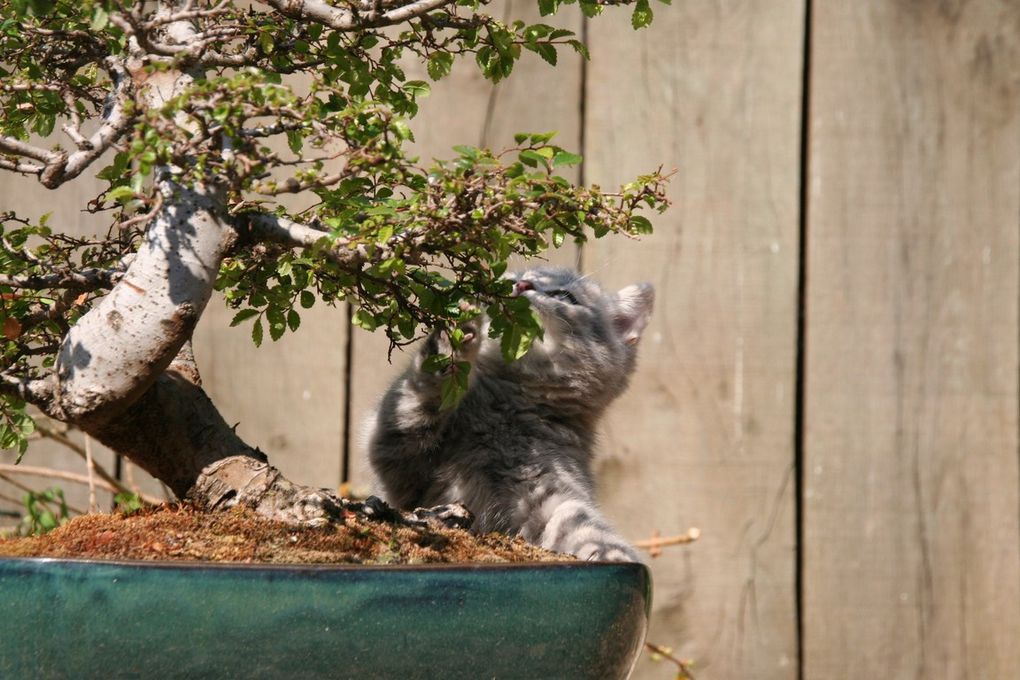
[
  {"left": 802, "top": 2, "right": 1020, "bottom": 678},
  {"left": 191, "top": 299, "right": 348, "bottom": 492},
  {"left": 586, "top": 2, "right": 804, "bottom": 678}
]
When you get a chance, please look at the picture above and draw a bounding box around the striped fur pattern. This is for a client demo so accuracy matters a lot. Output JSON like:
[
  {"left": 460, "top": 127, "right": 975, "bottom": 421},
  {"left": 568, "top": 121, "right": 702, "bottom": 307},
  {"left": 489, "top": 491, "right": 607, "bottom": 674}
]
[{"left": 367, "top": 268, "right": 653, "bottom": 562}]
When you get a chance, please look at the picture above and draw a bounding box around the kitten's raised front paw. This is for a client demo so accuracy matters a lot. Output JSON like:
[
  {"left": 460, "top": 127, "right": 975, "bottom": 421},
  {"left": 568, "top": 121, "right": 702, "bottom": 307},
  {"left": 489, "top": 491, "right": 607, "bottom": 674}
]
[{"left": 427, "top": 320, "right": 482, "bottom": 368}]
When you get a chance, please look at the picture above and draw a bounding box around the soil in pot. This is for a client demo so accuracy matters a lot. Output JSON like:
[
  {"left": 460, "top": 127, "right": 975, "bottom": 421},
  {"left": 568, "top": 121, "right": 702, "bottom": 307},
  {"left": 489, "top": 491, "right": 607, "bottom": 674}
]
[{"left": 0, "top": 503, "right": 571, "bottom": 564}]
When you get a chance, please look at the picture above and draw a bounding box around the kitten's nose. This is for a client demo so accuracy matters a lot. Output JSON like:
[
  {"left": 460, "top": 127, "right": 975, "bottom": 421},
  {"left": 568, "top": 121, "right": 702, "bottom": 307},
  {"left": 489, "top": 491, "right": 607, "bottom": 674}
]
[{"left": 513, "top": 280, "right": 533, "bottom": 296}]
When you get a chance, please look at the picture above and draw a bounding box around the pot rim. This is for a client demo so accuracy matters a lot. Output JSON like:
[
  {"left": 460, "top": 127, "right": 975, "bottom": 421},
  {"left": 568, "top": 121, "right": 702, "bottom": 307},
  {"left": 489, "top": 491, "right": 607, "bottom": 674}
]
[{"left": 0, "top": 554, "right": 650, "bottom": 574}]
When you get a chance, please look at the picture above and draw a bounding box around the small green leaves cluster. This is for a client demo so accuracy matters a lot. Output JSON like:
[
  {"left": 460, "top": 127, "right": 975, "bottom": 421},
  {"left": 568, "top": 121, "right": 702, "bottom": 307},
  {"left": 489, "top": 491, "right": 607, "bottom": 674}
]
[
  {"left": 0, "top": 399, "right": 34, "bottom": 461},
  {"left": 114, "top": 491, "right": 144, "bottom": 516},
  {"left": 17, "top": 486, "right": 69, "bottom": 536}
]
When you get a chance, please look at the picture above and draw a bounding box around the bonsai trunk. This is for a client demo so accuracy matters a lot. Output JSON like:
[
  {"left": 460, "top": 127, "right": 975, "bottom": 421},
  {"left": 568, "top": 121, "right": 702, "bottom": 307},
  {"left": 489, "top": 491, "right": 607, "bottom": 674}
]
[
  {"left": 16, "top": 170, "right": 371, "bottom": 525},
  {"left": 85, "top": 347, "right": 350, "bottom": 525}
]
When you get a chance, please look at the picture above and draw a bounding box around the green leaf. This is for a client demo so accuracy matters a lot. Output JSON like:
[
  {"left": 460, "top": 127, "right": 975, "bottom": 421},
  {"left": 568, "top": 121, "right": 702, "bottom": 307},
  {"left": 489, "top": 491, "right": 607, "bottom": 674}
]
[
  {"left": 392, "top": 120, "right": 413, "bottom": 140},
  {"left": 286, "top": 129, "right": 303, "bottom": 154},
  {"left": 252, "top": 319, "right": 264, "bottom": 347},
  {"left": 352, "top": 308, "right": 378, "bottom": 331},
  {"left": 499, "top": 314, "right": 541, "bottom": 362},
  {"left": 439, "top": 370, "right": 468, "bottom": 410},
  {"left": 32, "top": 113, "right": 55, "bottom": 137},
  {"left": 300, "top": 290, "right": 316, "bottom": 309},
  {"left": 287, "top": 309, "right": 301, "bottom": 332},
  {"left": 422, "top": 353, "right": 451, "bottom": 374},
  {"left": 538, "top": 0, "right": 557, "bottom": 16},
  {"left": 403, "top": 80, "right": 431, "bottom": 98},
  {"left": 552, "top": 151, "right": 583, "bottom": 167},
  {"left": 632, "top": 0, "right": 653, "bottom": 29},
  {"left": 579, "top": 0, "right": 600, "bottom": 18},
  {"left": 259, "top": 31, "right": 275, "bottom": 54},
  {"left": 519, "top": 150, "right": 546, "bottom": 167},
  {"left": 90, "top": 6, "right": 109, "bottom": 30},
  {"left": 266, "top": 307, "right": 286, "bottom": 341},
  {"left": 230, "top": 309, "right": 259, "bottom": 326},
  {"left": 527, "top": 43, "right": 557, "bottom": 66},
  {"left": 427, "top": 52, "right": 454, "bottom": 81},
  {"left": 106, "top": 186, "right": 136, "bottom": 204},
  {"left": 453, "top": 145, "right": 478, "bottom": 159},
  {"left": 630, "top": 215, "right": 654, "bottom": 234},
  {"left": 567, "top": 40, "right": 590, "bottom": 60},
  {"left": 115, "top": 492, "right": 143, "bottom": 515},
  {"left": 552, "top": 228, "right": 565, "bottom": 248}
]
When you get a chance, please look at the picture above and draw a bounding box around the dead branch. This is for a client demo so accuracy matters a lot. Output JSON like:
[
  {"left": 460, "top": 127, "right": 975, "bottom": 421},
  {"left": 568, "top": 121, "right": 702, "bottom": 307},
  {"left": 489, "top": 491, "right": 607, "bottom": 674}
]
[{"left": 634, "top": 527, "right": 701, "bottom": 557}]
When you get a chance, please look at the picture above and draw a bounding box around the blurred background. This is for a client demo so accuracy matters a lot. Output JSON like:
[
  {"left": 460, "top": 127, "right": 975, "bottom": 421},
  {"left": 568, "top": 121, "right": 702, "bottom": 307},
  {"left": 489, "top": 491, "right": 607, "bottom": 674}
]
[{"left": 2, "top": 1, "right": 1019, "bottom": 678}]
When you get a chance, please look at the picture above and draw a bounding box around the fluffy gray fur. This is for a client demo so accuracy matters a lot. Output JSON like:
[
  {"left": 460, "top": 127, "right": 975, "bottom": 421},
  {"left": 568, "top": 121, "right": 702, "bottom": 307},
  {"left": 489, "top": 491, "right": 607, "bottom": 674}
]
[{"left": 367, "top": 267, "right": 653, "bottom": 562}]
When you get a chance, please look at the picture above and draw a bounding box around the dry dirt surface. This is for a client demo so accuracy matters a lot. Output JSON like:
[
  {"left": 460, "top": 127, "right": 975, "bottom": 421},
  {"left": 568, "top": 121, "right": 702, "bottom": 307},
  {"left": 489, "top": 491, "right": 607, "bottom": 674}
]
[{"left": 0, "top": 504, "right": 571, "bottom": 565}]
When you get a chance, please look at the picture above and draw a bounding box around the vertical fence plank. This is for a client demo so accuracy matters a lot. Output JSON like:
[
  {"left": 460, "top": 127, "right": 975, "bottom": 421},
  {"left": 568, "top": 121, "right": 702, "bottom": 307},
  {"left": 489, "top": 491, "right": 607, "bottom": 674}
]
[
  {"left": 344, "top": 0, "right": 584, "bottom": 493},
  {"left": 586, "top": 2, "right": 804, "bottom": 678},
  {"left": 803, "top": 2, "right": 1020, "bottom": 678},
  {"left": 192, "top": 300, "right": 348, "bottom": 491}
]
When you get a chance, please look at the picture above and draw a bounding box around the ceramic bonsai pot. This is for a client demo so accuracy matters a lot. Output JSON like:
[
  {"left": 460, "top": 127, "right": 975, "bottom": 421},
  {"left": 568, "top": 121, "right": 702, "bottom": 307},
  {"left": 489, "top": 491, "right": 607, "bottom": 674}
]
[{"left": 0, "top": 558, "right": 650, "bottom": 679}]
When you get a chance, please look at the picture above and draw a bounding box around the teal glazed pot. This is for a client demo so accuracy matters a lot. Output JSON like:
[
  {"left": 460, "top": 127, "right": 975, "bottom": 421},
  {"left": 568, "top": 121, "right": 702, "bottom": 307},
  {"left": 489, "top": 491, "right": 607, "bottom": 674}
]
[{"left": 0, "top": 558, "right": 651, "bottom": 679}]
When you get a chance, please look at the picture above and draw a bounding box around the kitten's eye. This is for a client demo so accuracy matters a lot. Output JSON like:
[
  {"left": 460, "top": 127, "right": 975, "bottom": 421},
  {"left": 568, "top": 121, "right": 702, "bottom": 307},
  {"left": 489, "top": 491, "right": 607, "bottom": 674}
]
[{"left": 546, "top": 289, "right": 579, "bottom": 305}]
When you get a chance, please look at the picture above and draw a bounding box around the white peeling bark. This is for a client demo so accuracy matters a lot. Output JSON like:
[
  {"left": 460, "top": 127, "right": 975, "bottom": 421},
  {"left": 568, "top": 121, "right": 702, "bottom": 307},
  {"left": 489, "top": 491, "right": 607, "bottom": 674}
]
[{"left": 52, "top": 183, "right": 236, "bottom": 426}]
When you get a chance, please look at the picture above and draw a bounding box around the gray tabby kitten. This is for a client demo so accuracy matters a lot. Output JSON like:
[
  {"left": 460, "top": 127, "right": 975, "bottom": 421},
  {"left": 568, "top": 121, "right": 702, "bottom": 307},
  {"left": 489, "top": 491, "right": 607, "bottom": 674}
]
[{"left": 367, "top": 267, "right": 653, "bottom": 561}]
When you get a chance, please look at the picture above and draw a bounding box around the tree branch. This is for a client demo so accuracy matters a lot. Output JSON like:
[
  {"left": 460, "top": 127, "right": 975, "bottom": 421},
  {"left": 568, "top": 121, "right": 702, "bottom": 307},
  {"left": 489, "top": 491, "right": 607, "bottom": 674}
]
[
  {"left": 0, "top": 267, "right": 122, "bottom": 291},
  {"left": 0, "top": 158, "right": 44, "bottom": 175},
  {"left": 0, "top": 463, "right": 146, "bottom": 501},
  {"left": 246, "top": 211, "right": 427, "bottom": 269},
  {"left": 0, "top": 136, "right": 56, "bottom": 164},
  {"left": 247, "top": 212, "right": 365, "bottom": 267},
  {"left": 261, "top": 0, "right": 457, "bottom": 30},
  {"left": 0, "top": 372, "right": 53, "bottom": 407},
  {"left": 51, "top": 60, "right": 135, "bottom": 188}
]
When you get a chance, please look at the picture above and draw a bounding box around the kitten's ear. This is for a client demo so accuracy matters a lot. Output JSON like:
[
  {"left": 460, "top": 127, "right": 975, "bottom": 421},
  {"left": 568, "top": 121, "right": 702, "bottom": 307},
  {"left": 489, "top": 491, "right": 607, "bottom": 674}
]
[{"left": 613, "top": 283, "right": 654, "bottom": 345}]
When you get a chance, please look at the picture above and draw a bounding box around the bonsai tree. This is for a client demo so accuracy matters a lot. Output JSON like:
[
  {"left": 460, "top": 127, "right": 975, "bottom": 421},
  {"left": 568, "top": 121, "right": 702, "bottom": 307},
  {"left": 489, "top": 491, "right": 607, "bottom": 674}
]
[{"left": 0, "top": 0, "right": 668, "bottom": 524}]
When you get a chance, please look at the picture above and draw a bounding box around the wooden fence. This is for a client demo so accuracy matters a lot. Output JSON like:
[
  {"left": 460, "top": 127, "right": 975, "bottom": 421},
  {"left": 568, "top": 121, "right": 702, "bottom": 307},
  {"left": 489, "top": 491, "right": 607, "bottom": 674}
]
[{"left": 2, "top": 1, "right": 1018, "bottom": 678}]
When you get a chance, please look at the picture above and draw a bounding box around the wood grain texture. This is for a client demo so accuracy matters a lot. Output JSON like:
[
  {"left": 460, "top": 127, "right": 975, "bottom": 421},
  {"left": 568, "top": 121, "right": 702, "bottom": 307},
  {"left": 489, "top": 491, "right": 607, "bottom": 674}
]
[
  {"left": 192, "top": 299, "right": 348, "bottom": 492},
  {"left": 344, "top": 0, "right": 584, "bottom": 492},
  {"left": 585, "top": 2, "right": 804, "bottom": 678},
  {"left": 802, "top": 2, "right": 1020, "bottom": 678}
]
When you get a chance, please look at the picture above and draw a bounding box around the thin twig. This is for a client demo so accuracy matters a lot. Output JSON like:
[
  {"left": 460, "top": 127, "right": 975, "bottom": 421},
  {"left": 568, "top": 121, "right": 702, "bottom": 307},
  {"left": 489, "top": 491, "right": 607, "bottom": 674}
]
[
  {"left": 634, "top": 527, "right": 701, "bottom": 557},
  {"left": 84, "top": 434, "right": 98, "bottom": 513},
  {"left": 645, "top": 642, "right": 695, "bottom": 680},
  {"left": 0, "top": 472, "right": 86, "bottom": 515},
  {"left": 0, "top": 464, "right": 159, "bottom": 506}
]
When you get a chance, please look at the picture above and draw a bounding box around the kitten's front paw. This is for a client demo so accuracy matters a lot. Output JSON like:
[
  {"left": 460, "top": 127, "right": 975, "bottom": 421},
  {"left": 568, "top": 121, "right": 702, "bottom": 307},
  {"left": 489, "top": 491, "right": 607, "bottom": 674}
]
[
  {"left": 575, "top": 542, "right": 643, "bottom": 563},
  {"left": 429, "top": 322, "right": 481, "bottom": 366}
]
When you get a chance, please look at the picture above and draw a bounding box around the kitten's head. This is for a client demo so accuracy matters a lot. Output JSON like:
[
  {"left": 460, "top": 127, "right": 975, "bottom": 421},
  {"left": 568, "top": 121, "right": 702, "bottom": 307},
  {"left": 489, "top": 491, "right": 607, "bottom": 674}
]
[{"left": 483, "top": 267, "right": 654, "bottom": 414}]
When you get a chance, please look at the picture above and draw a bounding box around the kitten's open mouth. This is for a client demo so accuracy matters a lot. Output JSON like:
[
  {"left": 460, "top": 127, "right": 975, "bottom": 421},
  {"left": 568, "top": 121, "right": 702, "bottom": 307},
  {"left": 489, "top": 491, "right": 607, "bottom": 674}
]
[{"left": 511, "top": 279, "right": 533, "bottom": 297}]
